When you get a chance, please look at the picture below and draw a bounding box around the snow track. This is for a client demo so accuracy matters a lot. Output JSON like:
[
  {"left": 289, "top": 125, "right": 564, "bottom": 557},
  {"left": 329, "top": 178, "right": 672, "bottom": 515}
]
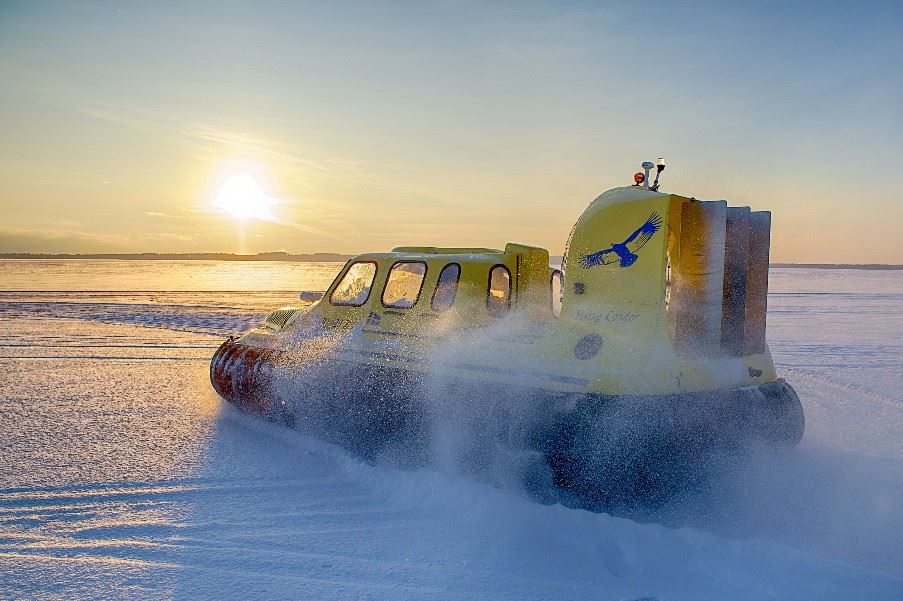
[
  {"left": 0, "top": 298, "right": 263, "bottom": 338},
  {"left": 3, "top": 404, "right": 900, "bottom": 601}
]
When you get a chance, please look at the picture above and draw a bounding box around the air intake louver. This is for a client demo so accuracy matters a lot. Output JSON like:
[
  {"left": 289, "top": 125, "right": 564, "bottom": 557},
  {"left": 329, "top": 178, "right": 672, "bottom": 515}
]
[
  {"left": 671, "top": 200, "right": 771, "bottom": 356},
  {"left": 263, "top": 308, "right": 303, "bottom": 331},
  {"left": 672, "top": 200, "right": 727, "bottom": 355},
  {"left": 721, "top": 207, "right": 751, "bottom": 355},
  {"left": 743, "top": 211, "right": 771, "bottom": 354}
]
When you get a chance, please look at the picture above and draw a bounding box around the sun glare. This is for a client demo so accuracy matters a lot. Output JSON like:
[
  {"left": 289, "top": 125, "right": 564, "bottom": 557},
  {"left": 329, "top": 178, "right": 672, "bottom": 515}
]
[{"left": 213, "top": 172, "right": 277, "bottom": 221}]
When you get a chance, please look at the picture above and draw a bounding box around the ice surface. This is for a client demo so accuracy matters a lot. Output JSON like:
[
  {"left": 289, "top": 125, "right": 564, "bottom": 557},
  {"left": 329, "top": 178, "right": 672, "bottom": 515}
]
[{"left": 0, "top": 261, "right": 901, "bottom": 600}]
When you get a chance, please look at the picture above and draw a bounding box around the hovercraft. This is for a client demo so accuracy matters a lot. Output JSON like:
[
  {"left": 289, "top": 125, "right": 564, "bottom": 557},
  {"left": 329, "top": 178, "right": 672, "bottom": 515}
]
[{"left": 211, "top": 160, "right": 804, "bottom": 506}]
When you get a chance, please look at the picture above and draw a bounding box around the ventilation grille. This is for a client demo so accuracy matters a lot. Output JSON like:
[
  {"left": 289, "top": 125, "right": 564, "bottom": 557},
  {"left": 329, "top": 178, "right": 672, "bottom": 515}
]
[{"left": 263, "top": 308, "right": 303, "bottom": 331}]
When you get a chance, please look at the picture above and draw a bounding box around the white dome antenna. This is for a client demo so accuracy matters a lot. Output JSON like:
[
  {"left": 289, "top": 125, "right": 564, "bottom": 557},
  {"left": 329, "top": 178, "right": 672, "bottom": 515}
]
[{"left": 641, "top": 161, "right": 655, "bottom": 189}]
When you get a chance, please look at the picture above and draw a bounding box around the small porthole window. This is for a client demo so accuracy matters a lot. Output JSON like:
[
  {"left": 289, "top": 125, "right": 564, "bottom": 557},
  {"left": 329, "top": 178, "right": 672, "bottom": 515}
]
[
  {"left": 431, "top": 263, "right": 460, "bottom": 312},
  {"left": 487, "top": 265, "right": 511, "bottom": 317},
  {"left": 330, "top": 262, "right": 377, "bottom": 306},
  {"left": 550, "top": 270, "right": 563, "bottom": 317},
  {"left": 383, "top": 261, "right": 427, "bottom": 308}
]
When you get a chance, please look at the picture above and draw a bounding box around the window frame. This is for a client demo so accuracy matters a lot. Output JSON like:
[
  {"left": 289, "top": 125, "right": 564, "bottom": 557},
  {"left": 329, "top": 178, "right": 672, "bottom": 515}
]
[
  {"left": 486, "top": 264, "right": 512, "bottom": 316},
  {"left": 381, "top": 260, "right": 429, "bottom": 309},
  {"left": 430, "top": 262, "right": 461, "bottom": 312},
  {"left": 328, "top": 260, "right": 379, "bottom": 307},
  {"left": 550, "top": 269, "right": 563, "bottom": 317}
]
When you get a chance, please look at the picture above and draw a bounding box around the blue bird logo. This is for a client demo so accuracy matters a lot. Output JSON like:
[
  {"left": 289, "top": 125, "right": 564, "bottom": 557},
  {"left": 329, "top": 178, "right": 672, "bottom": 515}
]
[{"left": 579, "top": 212, "right": 663, "bottom": 269}]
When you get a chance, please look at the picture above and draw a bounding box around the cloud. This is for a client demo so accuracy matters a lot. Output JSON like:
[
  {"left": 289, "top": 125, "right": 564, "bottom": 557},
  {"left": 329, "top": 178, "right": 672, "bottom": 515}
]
[
  {"left": 136, "top": 231, "right": 195, "bottom": 242},
  {"left": 74, "top": 101, "right": 331, "bottom": 174},
  {"left": 0, "top": 225, "right": 133, "bottom": 253},
  {"left": 72, "top": 101, "right": 450, "bottom": 207}
]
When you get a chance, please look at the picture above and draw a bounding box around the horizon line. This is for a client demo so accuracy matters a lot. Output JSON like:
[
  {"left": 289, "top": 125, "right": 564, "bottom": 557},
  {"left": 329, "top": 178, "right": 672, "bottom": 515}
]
[{"left": 2, "top": 252, "right": 902, "bottom": 270}]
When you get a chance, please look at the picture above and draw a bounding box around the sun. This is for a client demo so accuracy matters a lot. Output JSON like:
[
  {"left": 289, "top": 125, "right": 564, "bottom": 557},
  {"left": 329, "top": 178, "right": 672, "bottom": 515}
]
[{"left": 213, "top": 172, "right": 277, "bottom": 221}]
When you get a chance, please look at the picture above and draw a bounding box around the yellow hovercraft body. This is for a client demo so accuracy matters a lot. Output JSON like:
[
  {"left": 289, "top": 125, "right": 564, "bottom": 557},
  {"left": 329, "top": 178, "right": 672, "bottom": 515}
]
[{"left": 211, "top": 183, "right": 804, "bottom": 506}]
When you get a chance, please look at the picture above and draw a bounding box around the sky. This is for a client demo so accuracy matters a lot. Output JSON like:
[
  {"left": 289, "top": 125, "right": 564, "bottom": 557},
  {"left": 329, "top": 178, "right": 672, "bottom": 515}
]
[{"left": 1, "top": 0, "right": 901, "bottom": 262}]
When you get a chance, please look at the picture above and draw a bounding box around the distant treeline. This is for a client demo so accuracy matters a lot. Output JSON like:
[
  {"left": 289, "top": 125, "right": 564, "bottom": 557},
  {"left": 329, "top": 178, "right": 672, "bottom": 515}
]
[
  {"left": 1, "top": 253, "right": 901, "bottom": 269},
  {"left": 0, "top": 251, "right": 352, "bottom": 262},
  {"left": 770, "top": 263, "right": 903, "bottom": 270}
]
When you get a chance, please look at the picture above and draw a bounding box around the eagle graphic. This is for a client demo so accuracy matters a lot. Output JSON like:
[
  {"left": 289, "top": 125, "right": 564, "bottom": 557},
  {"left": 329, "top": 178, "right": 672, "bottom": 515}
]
[{"left": 579, "top": 212, "right": 663, "bottom": 268}]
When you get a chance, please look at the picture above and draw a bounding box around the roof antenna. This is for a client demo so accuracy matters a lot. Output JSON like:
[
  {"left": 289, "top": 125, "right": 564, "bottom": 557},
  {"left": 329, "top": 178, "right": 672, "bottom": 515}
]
[
  {"left": 650, "top": 157, "right": 666, "bottom": 191},
  {"left": 641, "top": 161, "right": 655, "bottom": 189}
]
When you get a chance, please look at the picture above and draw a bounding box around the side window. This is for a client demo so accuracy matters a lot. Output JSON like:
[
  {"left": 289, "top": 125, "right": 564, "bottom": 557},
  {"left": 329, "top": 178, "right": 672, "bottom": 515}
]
[
  {"left": 431, "top": 263, "right": 460, "bottom": 312},
  {"left": 382, "top": 262, "right": 427, "bottom": 308},
  {"left": 487, "top": 265, "right": 511, "bottom": 317},
  {"left": 329, "top": 262, "right": 377, "bottom": 306},
  {"left": 550, "top": 270, "right": 563, "bottom": 317}
]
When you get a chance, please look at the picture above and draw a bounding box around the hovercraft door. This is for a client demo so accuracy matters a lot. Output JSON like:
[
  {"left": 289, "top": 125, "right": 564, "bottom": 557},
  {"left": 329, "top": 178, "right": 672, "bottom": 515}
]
[{"left": 364, "top": 261, "right": 429, "bottom": 338}]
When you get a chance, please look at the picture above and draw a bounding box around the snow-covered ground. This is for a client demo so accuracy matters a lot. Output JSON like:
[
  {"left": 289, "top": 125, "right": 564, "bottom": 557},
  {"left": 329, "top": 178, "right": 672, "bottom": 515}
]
[{"left": 0, "top": 261, "right": 901, "bottom": 600}]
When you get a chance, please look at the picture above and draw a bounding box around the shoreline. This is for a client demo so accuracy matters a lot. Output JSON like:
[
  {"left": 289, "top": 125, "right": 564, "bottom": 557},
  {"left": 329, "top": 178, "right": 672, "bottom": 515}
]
[
  {"left": 0, "top": 252, "right": 352, "bottom": 262},
  {"left": 1, "top": 254, "right": 901, "bottom": 270}
]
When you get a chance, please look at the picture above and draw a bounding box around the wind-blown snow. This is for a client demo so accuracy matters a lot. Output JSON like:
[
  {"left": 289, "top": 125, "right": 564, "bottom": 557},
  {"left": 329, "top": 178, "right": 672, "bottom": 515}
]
[{"left": 0, "top": 261, "right": 901, "bottom": 600}]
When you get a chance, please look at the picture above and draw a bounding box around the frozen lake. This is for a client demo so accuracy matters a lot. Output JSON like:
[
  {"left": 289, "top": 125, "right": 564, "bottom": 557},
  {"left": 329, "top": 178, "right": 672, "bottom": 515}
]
[{"left": 1, "top": 260, "right": 901, "bottom": 600}]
